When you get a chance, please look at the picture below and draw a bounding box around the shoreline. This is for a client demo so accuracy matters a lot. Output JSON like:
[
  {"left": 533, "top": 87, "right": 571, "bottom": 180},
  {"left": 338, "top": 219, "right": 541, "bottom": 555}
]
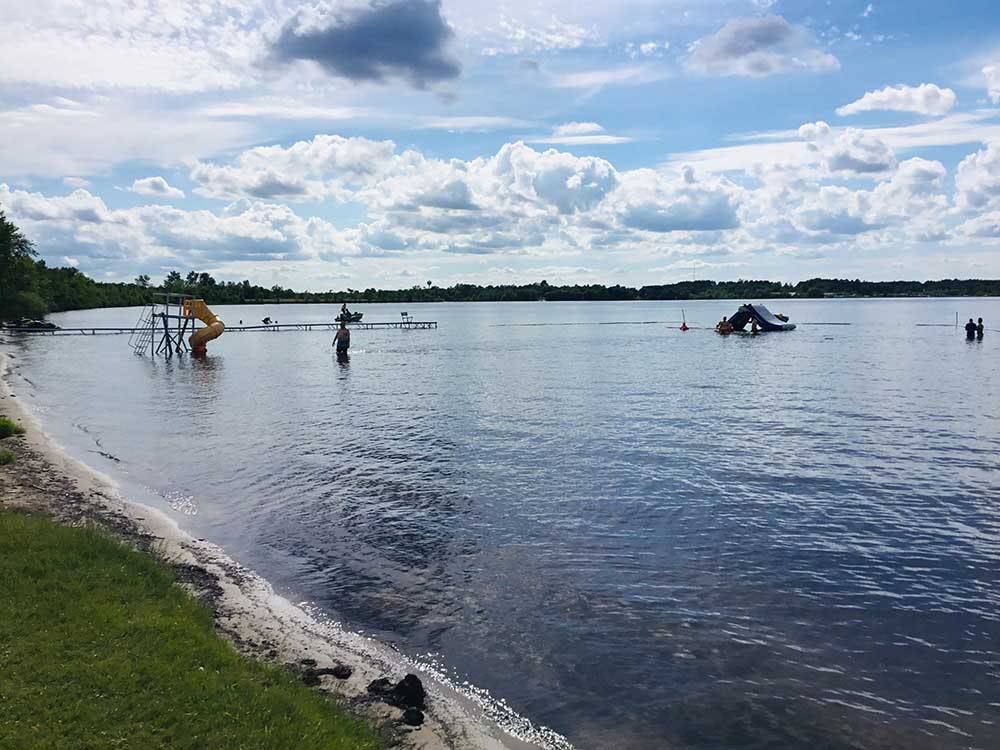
[{"left": 0, "top": 348, "right": 556, "bottom": 750}]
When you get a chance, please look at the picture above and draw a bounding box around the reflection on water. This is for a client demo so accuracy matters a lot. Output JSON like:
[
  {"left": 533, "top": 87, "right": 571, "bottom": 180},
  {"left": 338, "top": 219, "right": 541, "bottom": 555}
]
[
  {"left": 335, "top": 349, "right": 350, "bottom": 372},
  {"left": 6, "top": 298, "right": 1000, "bottom": 750}
]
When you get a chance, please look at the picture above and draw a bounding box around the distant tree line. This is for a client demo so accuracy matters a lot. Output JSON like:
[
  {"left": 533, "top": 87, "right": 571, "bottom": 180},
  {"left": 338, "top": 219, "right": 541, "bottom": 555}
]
[{"left": 3, "top": 212, "right": 1000, "bottom": 320}]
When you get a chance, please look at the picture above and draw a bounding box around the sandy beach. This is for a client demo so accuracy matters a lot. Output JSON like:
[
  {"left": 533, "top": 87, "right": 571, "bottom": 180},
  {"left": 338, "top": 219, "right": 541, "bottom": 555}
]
[{"left": 0, "top": 348, "right": 550, "bottom": 750}]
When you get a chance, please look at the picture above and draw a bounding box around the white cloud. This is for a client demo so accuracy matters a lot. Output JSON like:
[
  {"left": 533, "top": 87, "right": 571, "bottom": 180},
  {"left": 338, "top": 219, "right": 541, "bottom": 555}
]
[
  {"left": 553, "top": 122, "right": 605, "bottom": 137},
  {"left": 131, "top": 176, "right": 185, "bottom": 200},
  {"left": 626, "top": 40, "right": 669, "bottom": 59},
  {"left": 726, "top": 111, "right": 1000, "bottom": 151},
  {"left": 489, "top": 14, "right": 598, "bottom": 54},
  {"left": 869, "top": 157, "right": 948, "bottom": 217},
  {"left": 1, "top": 184, "right": 115, "bottom": 225},
  {"left": 0, "top": 0, "right": 254, "bottom": 93},
  {"left": 6, "top": 128, "right": 1000, "bottom": 285},
  {"left": 685, "top": 16, "right": 839, "bottom": 77},
  {"left": 799, "top": 121, "right": 896, "bottom": 175},
  {"left": 984, "top": 65, "right": 1000, "bottom": 104},
  {"left": 417, "top": 115, "right": 532, "bottom": 131},
  {"left": 836, "top": 84, "right": 956, "bottom": 117},
  {"left": 669, "top": 112, "right": 1000, "bottom": 176},
  {"left": 0, "top": 182, "right": 351, "bottom": 272},
  {"left": 0, "top": 35, "right": 243, "bottom": 92},
  {"left": 201, "top": 101, "right": 371, "bottom": 121},
  {"left": 529, "top": 135, "right": 635, "bottom": 145},
  {"left": 63, "top": 177, "right": 91, "bottom": 188},
  {"left": 528, "top": 122, "right": 633, "bottom": 145},
  {"left": 553, "top": 65, "right": 667, "bottom": 89},
  {"left": 958, "top": 211, "right": 1000, "bottom": 237},
  {"left": 668, "top": 140, "right": 815, "bottom": 174},
  {"left": 648, "top": 258, "right": 747, "bottom": 273},
  {"left": 797, "top": 121, "right": 832, "bottom": 141},
  {"left": 867, "top": 157, "right": 949, "bottom": 239},
  {"left": 736, "top": 151, "right": 950, "bottom": 246},
  {"left": 955, "top": 143, "right": 1000, "bottom": 211},
  {"left": 0, "top": 97, "right": 254, "bottom": 178},
  {"left": 191, "top": 134, "right": 398, "bottom": 201},
  {"left": 612, "top": 166, "right": 742, "bottom": 232},
  {"left": 795, "top": 186, "right": 880, "bottom": 236}
]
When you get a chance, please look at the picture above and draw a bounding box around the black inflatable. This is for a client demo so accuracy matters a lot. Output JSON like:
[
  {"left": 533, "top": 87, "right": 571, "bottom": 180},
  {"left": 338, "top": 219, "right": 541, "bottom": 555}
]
[{"left": 726, "top": 304, "right": 796, "bottom": 332}]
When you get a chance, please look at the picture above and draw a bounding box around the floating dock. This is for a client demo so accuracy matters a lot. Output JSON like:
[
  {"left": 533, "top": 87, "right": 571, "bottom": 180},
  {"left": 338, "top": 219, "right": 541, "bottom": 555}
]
[{"left": 1, "top": 320, "right": 438, "bottom": 336}]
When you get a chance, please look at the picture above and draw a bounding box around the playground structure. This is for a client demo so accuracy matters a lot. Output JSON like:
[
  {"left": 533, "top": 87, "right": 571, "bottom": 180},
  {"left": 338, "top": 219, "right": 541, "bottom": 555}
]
[{"left": 128, "top": 293, "right": 225, "bottom": 356}]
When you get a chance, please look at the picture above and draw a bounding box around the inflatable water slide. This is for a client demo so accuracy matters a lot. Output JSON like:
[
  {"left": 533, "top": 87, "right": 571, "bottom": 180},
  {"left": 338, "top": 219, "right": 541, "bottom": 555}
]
[
  {"left": 727, "top": 304, "right": 796, "bottom": 331},
  {"left": 183, "top": 299, "right": 225, "bottom": 353}
]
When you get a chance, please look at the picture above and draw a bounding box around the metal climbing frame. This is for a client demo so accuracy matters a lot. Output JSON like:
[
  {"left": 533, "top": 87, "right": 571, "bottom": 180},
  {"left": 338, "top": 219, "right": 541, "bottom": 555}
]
[{"left": 128, "top": 292, "right": 195, "bottom": 357}]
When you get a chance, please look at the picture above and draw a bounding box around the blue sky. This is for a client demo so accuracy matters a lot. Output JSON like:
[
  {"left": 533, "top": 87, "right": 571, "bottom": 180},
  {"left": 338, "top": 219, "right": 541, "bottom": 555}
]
[{"left": 2, "top": 0, "right": 1000, "bottom": 289}]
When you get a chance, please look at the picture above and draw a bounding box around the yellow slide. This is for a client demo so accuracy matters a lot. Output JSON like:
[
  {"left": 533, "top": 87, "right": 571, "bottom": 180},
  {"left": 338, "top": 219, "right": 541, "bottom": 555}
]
[{"left": 183, "top": 299, "right": 225, "bottom": 354}]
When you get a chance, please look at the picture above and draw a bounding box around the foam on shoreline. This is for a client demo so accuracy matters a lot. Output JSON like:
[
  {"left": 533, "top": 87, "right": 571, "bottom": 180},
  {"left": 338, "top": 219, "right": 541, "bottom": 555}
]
[{"left": 0, "top": 346, "right": 571, "bottom": 750}]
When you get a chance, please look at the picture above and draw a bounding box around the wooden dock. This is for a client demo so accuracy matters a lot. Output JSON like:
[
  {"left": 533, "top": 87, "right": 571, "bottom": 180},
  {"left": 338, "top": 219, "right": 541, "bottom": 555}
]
[{"left": 0, "top": 320, "right": 437, "bottom": 336}]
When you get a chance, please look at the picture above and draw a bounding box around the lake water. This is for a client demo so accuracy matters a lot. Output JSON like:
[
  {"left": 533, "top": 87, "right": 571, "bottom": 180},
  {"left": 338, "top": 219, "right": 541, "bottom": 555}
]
[{"left": 3, "top": 299, "right": 999, "bottom": 750}]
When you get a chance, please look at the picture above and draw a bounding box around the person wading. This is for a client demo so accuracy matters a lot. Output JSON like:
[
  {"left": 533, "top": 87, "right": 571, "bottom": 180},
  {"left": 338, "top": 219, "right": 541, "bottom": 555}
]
[
  {"left": 334, "top": 321, "right": 351, "bottom": 353},
  {"left": 965, "top": 318, "right": 977, "bottom": 340},
  {"left": 977, "top": 317, "right": 985, "bottom": 339}
]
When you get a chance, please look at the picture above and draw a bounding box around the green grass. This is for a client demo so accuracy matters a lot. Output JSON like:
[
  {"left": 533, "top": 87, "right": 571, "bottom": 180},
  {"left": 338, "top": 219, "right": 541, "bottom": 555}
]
[
  {"left": 0, "top": 448, "right": 14, "bottom": 465},
  {"left": 0, "top": 511, "right": 381, "bottom": 750},
  {"left": 0, "top": 416, "right": 25, "bottom": 438}
]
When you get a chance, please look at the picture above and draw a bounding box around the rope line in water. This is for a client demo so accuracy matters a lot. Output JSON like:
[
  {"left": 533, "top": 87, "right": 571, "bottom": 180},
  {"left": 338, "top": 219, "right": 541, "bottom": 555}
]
[
  {"left": 916, "top": 324, "right": 1000, "bottom": 332},
  {"left": 493, "top": 320, "right": 851, "bottom": 328}
]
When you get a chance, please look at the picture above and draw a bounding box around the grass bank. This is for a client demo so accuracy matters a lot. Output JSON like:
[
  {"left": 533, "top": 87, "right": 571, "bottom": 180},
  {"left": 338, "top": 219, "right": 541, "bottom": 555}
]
[{"left": 0, "top": 510, "right": 381, "bottom": 750}]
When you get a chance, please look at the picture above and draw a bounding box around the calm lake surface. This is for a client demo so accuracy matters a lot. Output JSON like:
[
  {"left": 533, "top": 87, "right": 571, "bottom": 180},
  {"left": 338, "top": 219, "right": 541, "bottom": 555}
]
[{"left": 4, "top": 299, "right": 999, "bottom": 749}]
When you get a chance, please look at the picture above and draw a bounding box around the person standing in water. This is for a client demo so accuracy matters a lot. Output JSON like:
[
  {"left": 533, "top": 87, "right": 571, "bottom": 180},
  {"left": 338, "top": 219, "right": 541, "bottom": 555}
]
[
  {"left": 977, "top": 317, "right": 985, "bottom": 339},
  {"left": 334, "top": 320, "right": 351, "bottom": 353},
  {"left": 965, "top": 318, "right": 977, "bottom": 340}
]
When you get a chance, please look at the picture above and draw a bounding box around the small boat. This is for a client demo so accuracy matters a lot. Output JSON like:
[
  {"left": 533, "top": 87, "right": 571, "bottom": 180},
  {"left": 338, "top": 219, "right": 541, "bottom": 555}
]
[{"left": 336, "top": 312, "right": 363, "bottom": 323}]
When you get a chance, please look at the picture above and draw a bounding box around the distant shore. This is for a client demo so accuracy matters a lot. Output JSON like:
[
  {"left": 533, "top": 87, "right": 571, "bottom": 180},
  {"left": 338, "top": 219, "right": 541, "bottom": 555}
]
[
  {"left": 5, "top": 291, "right": 1000, "bottom": 328},
  {"left": 0, "top": 348, "right": 544, "bottom": 750},
  {"left": 7, "top": 260, "right": 1000, "bottom": 324}
]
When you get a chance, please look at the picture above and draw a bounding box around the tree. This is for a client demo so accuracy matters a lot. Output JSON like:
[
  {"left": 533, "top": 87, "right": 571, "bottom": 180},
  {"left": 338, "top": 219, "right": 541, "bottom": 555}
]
[
  {"left": 163, "top": 271, "right": 184, "bottom": 292},
  {"left": 134, "top": 274, "right": 151, "bottom": 288},
  {"left": 0, "top": 210, "right": 40, "bottom": 318}
]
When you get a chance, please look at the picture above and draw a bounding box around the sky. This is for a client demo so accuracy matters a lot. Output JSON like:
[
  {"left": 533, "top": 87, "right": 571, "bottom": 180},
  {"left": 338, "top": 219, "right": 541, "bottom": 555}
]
[{"left": 2, "top": 0, "right": 1000, "bottom": 290}]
